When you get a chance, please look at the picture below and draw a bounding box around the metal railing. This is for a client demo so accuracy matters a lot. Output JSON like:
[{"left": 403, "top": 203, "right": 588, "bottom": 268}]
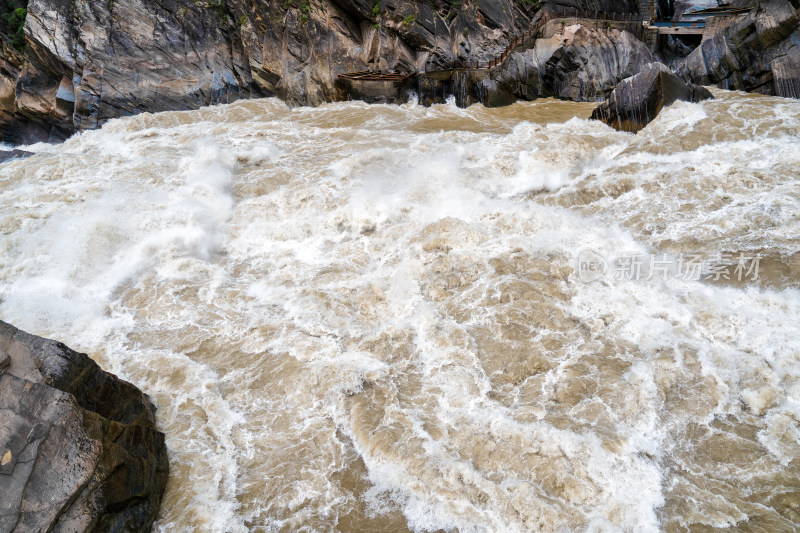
[
  {"left": 652, "top": 20, "right": 705, "bottom": 28},
  {"left": 338, "top": 71, "right": 416, "bottom": 82}
]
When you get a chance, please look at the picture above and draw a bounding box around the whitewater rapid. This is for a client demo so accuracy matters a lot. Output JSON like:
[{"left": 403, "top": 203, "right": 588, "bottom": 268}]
[{"left": 1, "top": 92, "right": 798, "bottom": 532}]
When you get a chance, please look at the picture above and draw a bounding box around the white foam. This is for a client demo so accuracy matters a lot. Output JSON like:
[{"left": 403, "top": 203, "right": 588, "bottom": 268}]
[{"left": 2, "top": 93, "right": 799, "bottom": 532}]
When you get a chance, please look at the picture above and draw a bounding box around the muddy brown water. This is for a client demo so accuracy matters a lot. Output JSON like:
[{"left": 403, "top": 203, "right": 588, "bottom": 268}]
[{"left": 1, "top": 91, "right": 799, "bottom": 532}]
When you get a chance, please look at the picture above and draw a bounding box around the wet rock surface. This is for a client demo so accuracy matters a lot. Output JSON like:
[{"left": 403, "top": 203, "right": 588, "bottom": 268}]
[
  {"left": 0, "top": 0, "right": 797, "bottom": 142},
  {"left": 0, "top": 320, "right": 168, "bottom": 532},
  {"left": 590, "top": 61, "right": 713, "bottom": 133},
  {"left": 0, "top": 149, "right": 32, "bottom": 162}
]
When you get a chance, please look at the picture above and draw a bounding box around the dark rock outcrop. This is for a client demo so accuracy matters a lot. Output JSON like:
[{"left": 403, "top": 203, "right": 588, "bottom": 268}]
[
  {"left": 536, "top": 0, "right": 639, "bottom": 20},
  {"left": 590, "top": 61, "right": 712, "bottom": 133},
  {"left": 675, "top": 0, "right": 800, "bottom": 97},
  {"left": 0, "top": 148, "right": 32, "bottom": 162},
  {"left": 0, "top": 320, "right": 168, "bottom": 532}
]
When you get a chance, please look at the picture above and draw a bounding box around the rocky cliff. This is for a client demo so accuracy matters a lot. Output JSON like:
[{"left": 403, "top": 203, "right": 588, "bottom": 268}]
[
  {"left": 675, "top": 0, "right": 800, "bottom": 97},
  {"left": 0, "top": 0, "right": 644, "bottom": 142},
  {"left": 493, "top": 23, "right": 657, "bottom": 102},
  {"left": 0, "top": 0, "right": 257, "bottom": 143},
  {"left": 0, "top": 320, "right": 168, "bottom": 532},
  {"left": 2, "top": 0, "right": 799, "bottom": 143}
]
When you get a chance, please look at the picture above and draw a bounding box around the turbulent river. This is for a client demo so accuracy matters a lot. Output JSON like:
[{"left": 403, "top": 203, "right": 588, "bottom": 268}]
[{"left": 1, "top": 91, "right": 799, "bottom": 532}]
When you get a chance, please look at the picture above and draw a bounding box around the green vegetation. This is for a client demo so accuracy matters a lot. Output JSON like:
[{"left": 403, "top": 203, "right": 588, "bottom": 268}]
[
  {"left": 207, "top": 0, "right": 227, "bottom": 20},
  {"left": 446, "top": 0, "right": 460, "bottom": 20},
  {"left": 371, "top": 0, "right": 380, "bottom": 18},
  {"left": 238, "top": 14, "right": 246, "bottom": 25},
  {"left": 299, "top": 0, "right": 311, "bottom": 23},
  {"left": 402, "top": 14, "right": 415, "bottom": 26},
  {"left": 2, "top": 0, "right": 26, "bottom": 51}
]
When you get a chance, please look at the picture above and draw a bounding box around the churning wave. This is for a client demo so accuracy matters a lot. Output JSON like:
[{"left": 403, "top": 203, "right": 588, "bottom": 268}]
[{"left": 1, "top": 92, "right": 799, "bottom": 531}]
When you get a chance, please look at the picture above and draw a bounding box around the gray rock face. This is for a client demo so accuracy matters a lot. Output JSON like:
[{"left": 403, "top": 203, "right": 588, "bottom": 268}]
[
  {"left": 495, "top": 24, "right": 657, "bottom": 102},
  {"left": 675, "top": 0, "right": 800, "bottom": 97},
  {"left": 0, "top": 320, "right": 168, "bottom": 532},
  {"left": 7, "top": 0, "right": 794, "bottom": 142},
  {"left": 536, "top": 0, "right": 640, "bottom": 19},
  {"left": 1, "top": 0, "right": 256, "bottom": 143},
  {"left": 0, "top": 0, "right": 655, "bottom": 140},
  {"left": 0, "top": 0, "right": 541, "bottom": 141},
  {"left": 590, "top": 61, "right": 712, "bottom": 133}
]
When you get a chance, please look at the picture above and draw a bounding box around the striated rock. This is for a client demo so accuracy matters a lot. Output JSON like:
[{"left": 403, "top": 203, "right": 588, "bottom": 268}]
[
  {"left": 0, "top": 0, "right": 655, "bottom": 141},
  {"left": 590, "top": 61, "right": 712, "bottom": 133},
  {"left": 215, "top": 0, "right": 541, "bottom": 104},
  {"left": 0, "top": 0, "right": 256, "bottom": 144},
  {"left": 536, "top": 0, "right": 640, "bottom": 19},
  {"left": 4, "top": 0, "right": 748, "bottom": 140},
  {"left": 495, "top": 24, "right": 657, "bottom": 102},
  {"left": 0, "top": 0, "right": 542, "bottom": 141},
  {"left": 675, "top": 0, "right": 800, "bottom": 98},
  {"left": 0, "top": 320, "right": 168, "bottom": 532}
]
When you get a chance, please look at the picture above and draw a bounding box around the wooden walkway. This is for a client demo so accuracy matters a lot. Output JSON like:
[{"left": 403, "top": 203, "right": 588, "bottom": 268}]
[{"left": 337, "top": 71, "right": 415, "bottom": 82}]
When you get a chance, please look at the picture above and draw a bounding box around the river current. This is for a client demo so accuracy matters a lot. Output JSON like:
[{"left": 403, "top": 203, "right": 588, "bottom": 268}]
[{"left": 1, "top": 91, "right": 799, "bottom": 532}]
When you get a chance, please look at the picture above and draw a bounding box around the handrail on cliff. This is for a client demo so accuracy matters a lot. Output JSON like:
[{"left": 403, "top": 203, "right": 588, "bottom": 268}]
[
  {"left": 338, "top": 71, "right": 416, "bottom": 82},
  {"left": 423, "top": 9, "right": 644, "bottom": 75}
]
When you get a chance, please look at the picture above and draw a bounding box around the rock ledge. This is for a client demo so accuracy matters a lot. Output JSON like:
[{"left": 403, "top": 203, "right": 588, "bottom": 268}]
[{"left": 0, "top": 320, "right": 168, "bottom": 532}]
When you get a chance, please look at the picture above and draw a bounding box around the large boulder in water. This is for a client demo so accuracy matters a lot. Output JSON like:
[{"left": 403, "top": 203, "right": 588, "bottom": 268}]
[
  {"left": 590, "top": 62, "right": 713, "bottom": 133},
  {"left": 0, "top": 320, "right": 168, "bottom": 532}
]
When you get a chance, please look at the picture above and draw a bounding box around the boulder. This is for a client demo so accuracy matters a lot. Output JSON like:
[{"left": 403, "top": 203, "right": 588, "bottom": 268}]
[
  {"left": 0, "top": 149, "right": 33, "bottom": 163},
  {"left": 0, "top": 320, "right": 168, "bottom": 532},
  {"left": 590, "top": 62, "right": 713, "bottom": 133}
]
